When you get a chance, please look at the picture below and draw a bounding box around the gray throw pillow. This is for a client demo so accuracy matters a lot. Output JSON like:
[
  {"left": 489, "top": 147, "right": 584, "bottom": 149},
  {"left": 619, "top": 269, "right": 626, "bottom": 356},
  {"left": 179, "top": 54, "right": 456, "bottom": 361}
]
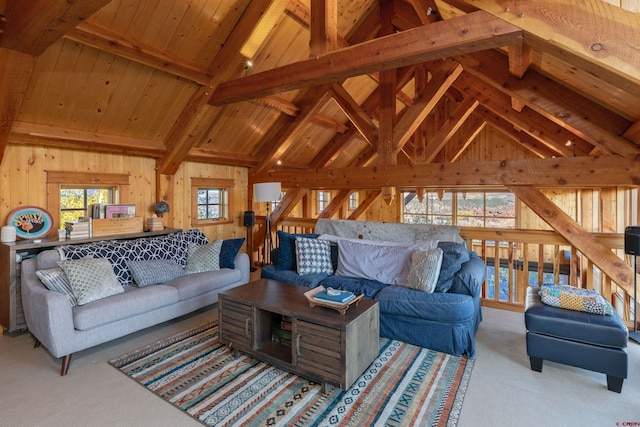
[
  {"left": 126, "top": 259, "right": 185, "bottom": 287},
  {"left": 185, "top": 240, "right": 222, "bottom": 274},
  {"left": 57, "top": 258, "right": 123, "bottom": 305},
  {"left": 295, "top": 237, "right": 333, "bottom": 275},
  {"left": 404, "top": 248, "right": 443, "bottom": 293}
]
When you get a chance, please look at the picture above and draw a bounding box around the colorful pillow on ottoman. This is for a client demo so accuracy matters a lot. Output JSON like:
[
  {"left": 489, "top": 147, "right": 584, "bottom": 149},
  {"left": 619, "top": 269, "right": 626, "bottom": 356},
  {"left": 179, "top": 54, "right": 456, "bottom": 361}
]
[{"left": 539, "top": 284, "right": 614, "bottom": 315}]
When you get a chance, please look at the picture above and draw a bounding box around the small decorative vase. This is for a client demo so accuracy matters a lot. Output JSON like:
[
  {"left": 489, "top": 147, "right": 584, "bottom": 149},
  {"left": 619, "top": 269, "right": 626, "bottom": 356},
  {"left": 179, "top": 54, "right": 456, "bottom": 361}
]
[{"left": 1, "top": 225, "right": 17, "bottom": 243}]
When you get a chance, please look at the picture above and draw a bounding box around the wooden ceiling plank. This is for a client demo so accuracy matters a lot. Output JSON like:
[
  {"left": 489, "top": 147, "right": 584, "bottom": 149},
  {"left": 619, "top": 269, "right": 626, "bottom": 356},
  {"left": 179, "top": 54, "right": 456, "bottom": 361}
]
[
  {"left": 157, "top": 0, "right": 278, "bottom": 176},
  {"left": 309, "top": 0, "right": 339, "bottom": 57},
  {"left": 1, "top": 0, "right": 112, "bottom": 55},
  {"left": 329, "top": 83, "right": 378, "bottom": 145},
  {"left": 457, "top": 50, "right": 638, "bottom": 156},
  {"left": 509, "top": 185, "right": 633, "bottom": 293},
  {"left": 623, "top": 120, "right": 640, "bottom": 144},
  {"left": 421, "top": 96, "right": 479, "bottom": 162},
  {"left": 0, "top": 48, "right": 35, "bottom": 166},
  {"left": 392, "top": 59, "right": 463, "bottom": 154},
  {"left": 252, "top": 154, "right": 640, "bottom": 189},
  {"left": 209, "top": 10, "right": 522, "bottom": 105},
  {"left": 66, "top": 22, "right": 212, "bottom": 85}
]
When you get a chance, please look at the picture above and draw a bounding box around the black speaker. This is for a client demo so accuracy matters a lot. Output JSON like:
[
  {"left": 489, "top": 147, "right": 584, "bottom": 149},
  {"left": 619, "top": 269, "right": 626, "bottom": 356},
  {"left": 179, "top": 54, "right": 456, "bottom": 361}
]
[
  {"left": 243, "top": 211, "right": 255, "bottom": 227},
  {"left": 624, "top": 226, "right": 640, "bottom": 255}
]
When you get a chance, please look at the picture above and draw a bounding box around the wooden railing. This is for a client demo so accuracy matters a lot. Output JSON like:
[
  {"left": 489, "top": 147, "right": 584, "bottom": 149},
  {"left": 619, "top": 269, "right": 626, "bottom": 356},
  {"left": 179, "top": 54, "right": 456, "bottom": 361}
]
[{"left": 256, "top": 217, "right": 637, "bottom": 328}]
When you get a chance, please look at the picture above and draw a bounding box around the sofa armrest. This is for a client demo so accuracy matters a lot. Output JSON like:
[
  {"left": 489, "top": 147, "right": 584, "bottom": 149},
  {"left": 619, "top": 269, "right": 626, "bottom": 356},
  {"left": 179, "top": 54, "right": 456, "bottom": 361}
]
[
  {"left": 20, "top": 258, "right": 76, "bottom": 358},
  {"left": 234, "top": 252, "right": 250, "bottom": 284},
  {"left": 449, "top": 252, "right": 485, "bottom": 298}
]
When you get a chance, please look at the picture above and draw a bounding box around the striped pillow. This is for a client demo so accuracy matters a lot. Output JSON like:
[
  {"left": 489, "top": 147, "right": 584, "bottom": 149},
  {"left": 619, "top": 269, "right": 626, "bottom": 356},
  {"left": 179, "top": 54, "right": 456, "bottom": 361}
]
[{"left": 35, "top": 267, "right": 79, "bottom": 307}]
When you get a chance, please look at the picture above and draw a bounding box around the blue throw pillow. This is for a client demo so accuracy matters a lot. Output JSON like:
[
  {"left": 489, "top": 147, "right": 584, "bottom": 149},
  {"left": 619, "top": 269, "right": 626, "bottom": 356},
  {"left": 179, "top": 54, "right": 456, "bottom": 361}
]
[
  {"left": 276, "top": 231, "right": 318, "bottom": 270},
  {"left": 219, "top": 238, "right": 245, "bottom": 269},
  {"left": 434, "top": 242, "right": 470, "bottom": 293}
]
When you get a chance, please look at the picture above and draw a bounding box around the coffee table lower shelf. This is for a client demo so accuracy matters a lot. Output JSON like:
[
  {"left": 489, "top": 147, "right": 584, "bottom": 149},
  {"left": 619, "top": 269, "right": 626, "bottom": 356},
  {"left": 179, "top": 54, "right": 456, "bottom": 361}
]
[{"left": 219, "top": 279, "right": 379, "bottom": 391}]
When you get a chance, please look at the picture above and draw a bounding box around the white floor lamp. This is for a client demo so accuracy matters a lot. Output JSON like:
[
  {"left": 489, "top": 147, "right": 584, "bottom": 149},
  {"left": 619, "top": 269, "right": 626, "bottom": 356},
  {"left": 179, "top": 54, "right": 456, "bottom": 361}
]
[{"left": 254, "top": 182, "right": 281, "bottom": 265}]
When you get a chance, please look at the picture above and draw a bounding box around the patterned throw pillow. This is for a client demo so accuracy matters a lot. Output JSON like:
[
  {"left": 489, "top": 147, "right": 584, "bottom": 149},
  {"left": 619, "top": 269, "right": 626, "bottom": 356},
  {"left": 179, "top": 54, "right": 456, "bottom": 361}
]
[
  {"left": 57, "top": 258, "right": 124, "bottom": 305},
  {"left": 126, "top": 259, "right": 185, "bottom": 287},
  {"left": 184, "top": 240, "right": 223, "bottom": 274},
  {"left": 539, "top": 284, "right": 614, "bottom": 315},
  {"left": 295, "top": 237, "right": 333, "bottom": 275},
  {"left": 35, "top": 267, "right": 79, "bottom": 307},
  {"left": 405, "top": 248, "right": 444, "bottom": 293}
]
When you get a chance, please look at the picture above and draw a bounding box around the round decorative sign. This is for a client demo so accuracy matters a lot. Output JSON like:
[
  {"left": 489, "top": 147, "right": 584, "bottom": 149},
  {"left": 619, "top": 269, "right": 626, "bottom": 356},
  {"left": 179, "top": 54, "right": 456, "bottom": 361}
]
[{"left": 7, "top": 206, "right": 54, "bottom": 240}]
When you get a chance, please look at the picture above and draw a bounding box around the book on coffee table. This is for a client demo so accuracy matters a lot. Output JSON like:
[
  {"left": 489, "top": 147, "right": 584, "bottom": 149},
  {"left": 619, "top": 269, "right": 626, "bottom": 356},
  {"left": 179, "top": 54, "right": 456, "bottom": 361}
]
[{"left": 313, "top": 289, "right": 355, "bottom": 304}]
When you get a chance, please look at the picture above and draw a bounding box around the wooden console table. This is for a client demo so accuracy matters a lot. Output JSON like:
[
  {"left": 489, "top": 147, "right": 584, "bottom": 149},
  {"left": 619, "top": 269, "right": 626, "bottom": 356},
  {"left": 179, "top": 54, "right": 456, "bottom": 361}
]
[
  {"left": 218, "top": 279, "right": 379, "bottom": 391},
  {"left": 0, "top": 228, "right": 180, "bottom": 335}
]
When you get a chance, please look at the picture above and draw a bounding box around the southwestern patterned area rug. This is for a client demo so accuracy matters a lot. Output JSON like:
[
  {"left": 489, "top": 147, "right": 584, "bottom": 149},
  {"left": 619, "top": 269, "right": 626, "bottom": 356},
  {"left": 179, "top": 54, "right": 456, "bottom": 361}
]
[{"left": 109, "top": 322, "right": 474, "bottom": 427}]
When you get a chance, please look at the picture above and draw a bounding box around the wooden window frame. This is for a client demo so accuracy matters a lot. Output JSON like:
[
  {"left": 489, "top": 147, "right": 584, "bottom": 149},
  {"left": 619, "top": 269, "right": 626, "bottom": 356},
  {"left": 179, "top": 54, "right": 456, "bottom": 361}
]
[
  {"left": 191, "top": 178, "right": 234, "bottom": 227},
  {"left": 46, "top": 171, "right": 129, "bottom": 233}
]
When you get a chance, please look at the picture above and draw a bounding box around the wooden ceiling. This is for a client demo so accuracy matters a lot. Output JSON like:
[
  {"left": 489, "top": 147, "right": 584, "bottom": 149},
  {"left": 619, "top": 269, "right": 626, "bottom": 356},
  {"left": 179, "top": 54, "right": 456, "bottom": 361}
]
[{"left": 1, "top": 0, "right": 639, "bottom": 190}]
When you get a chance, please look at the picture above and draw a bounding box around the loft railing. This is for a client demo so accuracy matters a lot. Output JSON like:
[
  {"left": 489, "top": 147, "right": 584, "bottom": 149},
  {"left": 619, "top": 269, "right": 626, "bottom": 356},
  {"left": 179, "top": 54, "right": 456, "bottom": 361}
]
[{"left": 255, "top": 217, "right": 637, "bottom": 329}]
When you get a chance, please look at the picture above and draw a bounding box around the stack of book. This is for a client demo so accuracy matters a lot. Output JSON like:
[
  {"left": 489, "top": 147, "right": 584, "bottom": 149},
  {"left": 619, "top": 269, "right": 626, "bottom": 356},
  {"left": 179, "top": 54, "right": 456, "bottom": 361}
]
[
  {"left": 65, "top": 219, "right": 91, "bottom": 239},
  {"left": 313, "top": 288, "right": 355, "bottom": 305},
  {"left": 147, "top": 217, "right": 164, "bottom": 231}
]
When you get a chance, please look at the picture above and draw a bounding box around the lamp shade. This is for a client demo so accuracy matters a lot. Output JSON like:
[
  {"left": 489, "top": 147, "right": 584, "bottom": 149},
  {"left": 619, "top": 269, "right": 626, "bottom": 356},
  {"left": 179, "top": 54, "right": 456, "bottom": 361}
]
[{"left": 254, "top": 182, "right": 281, "bottom": 202}]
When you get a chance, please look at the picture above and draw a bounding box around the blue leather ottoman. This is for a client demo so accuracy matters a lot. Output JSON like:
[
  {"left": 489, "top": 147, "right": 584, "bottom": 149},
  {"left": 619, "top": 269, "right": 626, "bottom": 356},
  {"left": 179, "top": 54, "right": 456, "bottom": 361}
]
[{"left": 524, "top": 286, "right": 628, "bottom": 392}]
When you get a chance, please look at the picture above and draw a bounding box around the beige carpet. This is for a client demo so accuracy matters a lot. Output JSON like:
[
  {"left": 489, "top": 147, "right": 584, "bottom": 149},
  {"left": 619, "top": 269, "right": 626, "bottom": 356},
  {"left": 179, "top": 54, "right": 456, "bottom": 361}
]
[{"left": 0, "top": 306, "right": 638, "bottom": 427}]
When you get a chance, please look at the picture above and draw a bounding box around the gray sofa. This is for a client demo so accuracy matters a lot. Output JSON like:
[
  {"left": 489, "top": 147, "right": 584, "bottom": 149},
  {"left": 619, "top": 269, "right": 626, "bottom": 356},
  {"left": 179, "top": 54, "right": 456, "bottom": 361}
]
[{"left": 21, "top": 230, "right": 249, "bottom": 375}]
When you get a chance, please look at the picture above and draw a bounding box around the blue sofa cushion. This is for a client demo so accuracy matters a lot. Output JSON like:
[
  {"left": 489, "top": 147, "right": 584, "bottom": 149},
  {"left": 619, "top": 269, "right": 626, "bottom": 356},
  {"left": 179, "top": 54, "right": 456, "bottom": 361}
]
[
  {"left": 261, "top": 264, "right": 328, "bottom": 288},
  {"left": 276, "top": 231, "right": 318, "bottom": 271},
  {"left": 435, "top": 242, "right": 470, "bottom": 293},
  {"left": 318, "top": 275, "right": 388, "bottom": 298},
  {"left": 375, "top": 285, "right": 476, "bottom": 322},
  {"left": 219, "top": 238, "right": 245, "bottom": 269}
]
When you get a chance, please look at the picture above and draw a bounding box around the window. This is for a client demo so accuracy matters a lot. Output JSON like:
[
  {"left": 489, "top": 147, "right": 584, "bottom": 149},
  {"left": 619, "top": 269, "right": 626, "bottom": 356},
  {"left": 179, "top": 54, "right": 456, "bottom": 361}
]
[
  {"left": 402, "top": 190, "right": 515, "bottom": 228},
  {"left": 349, "top": 192, "right": 359, "bottom": 210},
  {"left": 318, "top": 191, "right": 330, "bottom": 212},
  {"left": 47, "top": 171, "right": 129, "bottom": 230},
  {"left": 191, "top": 178, "right": 234, "bottom": 226},
  {"left": 60, "top": 187, "right": 114, "bottom": 226},
  {"left": 196, "top": 188, "right": 226, "bottom": 220}
]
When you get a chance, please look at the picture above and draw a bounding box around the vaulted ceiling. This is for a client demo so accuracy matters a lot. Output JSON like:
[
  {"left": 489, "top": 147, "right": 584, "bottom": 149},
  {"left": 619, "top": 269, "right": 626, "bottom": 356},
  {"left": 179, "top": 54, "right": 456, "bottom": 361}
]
[{"left": 1, "top": 0, "right": 639, "bottom": 193}]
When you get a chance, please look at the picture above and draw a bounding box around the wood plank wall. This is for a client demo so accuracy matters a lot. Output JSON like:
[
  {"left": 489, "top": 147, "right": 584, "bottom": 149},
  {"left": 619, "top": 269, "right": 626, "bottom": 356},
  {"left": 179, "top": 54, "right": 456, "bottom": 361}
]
[{"left": 0, "top": 145, "right": 248, "bottom": 242}]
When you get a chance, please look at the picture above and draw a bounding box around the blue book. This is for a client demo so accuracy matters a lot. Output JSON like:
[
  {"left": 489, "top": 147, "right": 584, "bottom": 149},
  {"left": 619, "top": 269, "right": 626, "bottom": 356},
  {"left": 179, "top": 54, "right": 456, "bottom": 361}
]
[{"left": 314, "top": 288, "right": 355, "bottom": 303}]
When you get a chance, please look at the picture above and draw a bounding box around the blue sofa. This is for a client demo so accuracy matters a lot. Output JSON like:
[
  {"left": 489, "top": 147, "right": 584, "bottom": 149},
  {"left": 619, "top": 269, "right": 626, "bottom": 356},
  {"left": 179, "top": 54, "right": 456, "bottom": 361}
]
[{"left": 261, "top": 230, "right": 485, "bottom": 358}]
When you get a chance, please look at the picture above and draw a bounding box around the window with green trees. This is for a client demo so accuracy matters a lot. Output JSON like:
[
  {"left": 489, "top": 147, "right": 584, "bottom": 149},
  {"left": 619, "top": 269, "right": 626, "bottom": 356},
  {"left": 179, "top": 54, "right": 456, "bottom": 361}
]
[{"left": 60, "top": 187, "right": 114, "bottom": 227}]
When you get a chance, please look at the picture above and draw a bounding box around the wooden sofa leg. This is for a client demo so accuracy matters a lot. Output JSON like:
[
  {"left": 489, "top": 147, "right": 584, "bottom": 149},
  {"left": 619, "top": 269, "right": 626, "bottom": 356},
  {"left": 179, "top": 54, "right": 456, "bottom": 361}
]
[
  {"left": 60, "top": 354, "right": 73, "bottom": 376},
  {"left": 606, "top": 375, "right": 624, "bottom": 393}
]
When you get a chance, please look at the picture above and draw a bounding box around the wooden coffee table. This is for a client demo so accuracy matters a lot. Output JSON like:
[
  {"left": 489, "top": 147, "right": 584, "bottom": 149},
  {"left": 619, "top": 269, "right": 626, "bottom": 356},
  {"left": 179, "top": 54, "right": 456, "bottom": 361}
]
[{"left": 218, "top": 279, "right": 379, "bottom": 391}]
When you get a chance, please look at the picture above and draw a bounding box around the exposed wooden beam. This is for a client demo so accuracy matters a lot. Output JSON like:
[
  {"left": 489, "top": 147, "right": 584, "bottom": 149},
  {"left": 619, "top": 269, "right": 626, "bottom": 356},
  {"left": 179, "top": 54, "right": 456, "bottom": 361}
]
[
  {"left": 392, "top": 59, "right": 463, "bottom": 155},
  {"left": 10, "top": 121, "right": 166, "bottom": 157},
  {"left": 253, "top": 154, "right": 640, "bottom": 189},
  {"left": 509, "top": 185, "right": 634, "bottom": 294},
  {"left": 329, "top": 83, "right": 377, "bottom": 144},
  {"left": 318, "top": 189, "right": 351, "bottom": 219},
  {"left": 0, "top": 49, "right": 35, "bottom": 166},
  {"left": 185, "top": 148, "right": 258, "bottom": 168},
  {"left": 157, "top": 0, "right": 277, "bottom": 176},
  {"left": 457, "top": 50, "right": 637, "bottom": 157},
  {"left": 66, "top": 22, "right": 212, "bottom": 85},
  {"left": 209, "top": 11, "right": 522, "bottom": 105},
  {"left": 309, "top": 0, "right": 338, "bottom": 57},
  {"left": 443, "top": 113, "right": 486, "bottom": 162},
  {"left": 347, "top": 190, "right": 382, "bottom": 220},
  {"left": 421, "top": 96, "right": 479, "bottom": 162},
  {"left": 507, "top": 41, "right": 531, "bottom": 78},
  {"left": 1, "top": 0, "right": 112, "bottom": 55}
]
